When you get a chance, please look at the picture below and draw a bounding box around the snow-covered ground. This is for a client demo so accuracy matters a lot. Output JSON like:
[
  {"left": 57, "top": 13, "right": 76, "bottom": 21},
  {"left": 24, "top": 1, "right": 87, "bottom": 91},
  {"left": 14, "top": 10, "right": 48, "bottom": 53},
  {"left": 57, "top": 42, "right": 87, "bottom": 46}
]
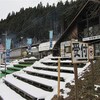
[{"left": 0, "top": 55, "right": 91, "bottom": 100}]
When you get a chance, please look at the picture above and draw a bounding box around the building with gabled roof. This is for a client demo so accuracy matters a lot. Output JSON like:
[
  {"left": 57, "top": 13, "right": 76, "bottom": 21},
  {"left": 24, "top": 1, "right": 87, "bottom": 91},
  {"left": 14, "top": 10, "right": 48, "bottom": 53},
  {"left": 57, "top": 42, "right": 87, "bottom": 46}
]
[{"left": 53, "top": 0, "right": 100, "bottom": 57}]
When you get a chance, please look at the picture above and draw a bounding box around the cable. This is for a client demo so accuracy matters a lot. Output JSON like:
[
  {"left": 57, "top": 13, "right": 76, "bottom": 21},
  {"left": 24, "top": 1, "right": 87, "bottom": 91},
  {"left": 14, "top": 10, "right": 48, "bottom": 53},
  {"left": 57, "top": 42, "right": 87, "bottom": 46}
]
[{"left": 17, "top": 0, "right": 70, "bottom": 35}]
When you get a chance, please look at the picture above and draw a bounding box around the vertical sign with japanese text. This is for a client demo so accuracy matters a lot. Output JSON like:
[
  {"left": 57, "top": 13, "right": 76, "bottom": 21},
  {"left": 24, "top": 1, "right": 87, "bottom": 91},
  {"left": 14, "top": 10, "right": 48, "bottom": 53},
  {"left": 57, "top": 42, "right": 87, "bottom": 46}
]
[
  {"left": 27, "top": 38, "right": 32, "bottom": 53},
  {"left": 49, "top": 30, "right": 53, "bottom": 49},
  {"left": 71, "top": 41, "right": 89, "bottom": 63},
  {"left": 60, "top": 41, "right": 71, "bottom": 58},
  {"left": 6, "top": 39, "right": 11, "bottom": 63}
]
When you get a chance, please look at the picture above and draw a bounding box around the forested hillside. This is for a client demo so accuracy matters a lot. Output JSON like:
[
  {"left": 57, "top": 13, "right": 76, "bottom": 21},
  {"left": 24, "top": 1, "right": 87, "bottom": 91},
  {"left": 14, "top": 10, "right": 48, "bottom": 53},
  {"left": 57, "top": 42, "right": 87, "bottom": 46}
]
[{"left": 0, "top": 0, "right": 87, "bottom": 46}]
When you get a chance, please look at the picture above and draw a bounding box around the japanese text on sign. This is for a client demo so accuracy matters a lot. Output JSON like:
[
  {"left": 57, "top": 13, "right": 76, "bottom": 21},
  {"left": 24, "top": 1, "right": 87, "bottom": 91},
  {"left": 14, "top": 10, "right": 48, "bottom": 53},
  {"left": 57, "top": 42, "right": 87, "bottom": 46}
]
[{"left": 71, "top": 41, "right": 88, "bottom": 63}]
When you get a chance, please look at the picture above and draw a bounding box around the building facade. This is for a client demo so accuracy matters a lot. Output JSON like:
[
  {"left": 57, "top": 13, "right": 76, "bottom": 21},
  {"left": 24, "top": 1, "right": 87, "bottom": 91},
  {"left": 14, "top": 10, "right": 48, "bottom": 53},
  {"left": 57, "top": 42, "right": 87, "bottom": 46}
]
[{"left": 53, "top": 0, "right": 100, "bottom": 57}]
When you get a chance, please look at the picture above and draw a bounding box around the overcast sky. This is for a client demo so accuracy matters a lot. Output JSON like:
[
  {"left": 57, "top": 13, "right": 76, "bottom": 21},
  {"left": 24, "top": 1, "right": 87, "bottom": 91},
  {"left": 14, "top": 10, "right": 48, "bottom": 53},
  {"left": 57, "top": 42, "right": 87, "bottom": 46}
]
[{"left": 0, "top": 0, "right": 74, "bottom": 20}]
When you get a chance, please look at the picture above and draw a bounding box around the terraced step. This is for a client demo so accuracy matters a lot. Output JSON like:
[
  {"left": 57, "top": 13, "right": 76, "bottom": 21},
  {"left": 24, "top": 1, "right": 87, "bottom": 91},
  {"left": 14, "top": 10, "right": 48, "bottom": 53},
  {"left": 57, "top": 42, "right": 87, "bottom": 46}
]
[
  {"left": 24, "top": 70, "right": 65, "bottom": 82},
  {"left": 0, "top": 84, "right": 25, "bottom": 100},
  {"left": 0, "top": 73, "right": 6, "bottom": 78},
  {"left": 33, "top": 66, "right": 74, "bottom": 73},
  {"left": 42, "top": 62, "right": 85, "bottom": 68},
  {"left": 3, "top": 75, "right": 50, "bottom": 100},
  {"left": 41, "top": 62, "right": 72, "bottom": 66},
  {"left": 51, "top": 58, "right": 71, "bottom": 60},
  {"left": 7, "top": 67, "right": 22, "bottom": 71},
  {"left": 1, "top": 70, "right": 15, "bottom": 74},
  {"left": 13, "top": 73, "right": 53, "bottom": 92},
  {"left": 19, "top": 62, "right": 33, "bottom": 65},
  {"left": 14, "top": 64, "right": 31, "bottom": 68},
  {"left": 24, "top": 59, "right": 38, "bottom": 63}
]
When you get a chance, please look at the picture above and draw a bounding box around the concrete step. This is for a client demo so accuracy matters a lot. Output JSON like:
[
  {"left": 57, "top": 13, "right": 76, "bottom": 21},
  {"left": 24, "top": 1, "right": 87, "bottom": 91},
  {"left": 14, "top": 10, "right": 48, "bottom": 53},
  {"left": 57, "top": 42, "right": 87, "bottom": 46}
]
[
  {"left": 42, "top": 62, "right": 85, "bottom": 68},
  {"left": 19, "top": 62, "right": 33, "bottom": 65},
  {"left": 14, "top": 64, "right": 31, "bottom": 68},
  {"left": 7, "top": 67, "right": 22, "bottom": 71},
  {"left": 51, "top": 57, "right": 71, "bottom": 60},
  {"left": 0, "top": 84, "right": 25, "bottom": 100},
  {"left": 24, "top": 70, "right": 65, "bottom": 82},
  {"left": 13, "top": 73, "right": 53, "bottom": 92},
  {"left": 1, "top": 70, "right": 15, "bottom": 74},
  {"left": 33, "top": 66, "right": 74, "bottom": 73},
  {"left": 3, "top": 75, "right": 50, "bottom": 100},
  {"left": 0, "top": 73, "right": 6, "bottom": 78},
  {"left": 24, "top": 59, "right": 38, "bottom": 63}
]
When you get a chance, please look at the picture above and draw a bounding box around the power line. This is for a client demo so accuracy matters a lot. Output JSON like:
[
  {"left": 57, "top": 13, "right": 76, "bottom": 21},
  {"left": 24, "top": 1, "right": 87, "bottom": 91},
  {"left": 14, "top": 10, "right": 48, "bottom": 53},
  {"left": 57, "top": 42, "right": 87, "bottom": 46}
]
[{"left": 18, "top": 0, "right": 69, "bottom": 35}]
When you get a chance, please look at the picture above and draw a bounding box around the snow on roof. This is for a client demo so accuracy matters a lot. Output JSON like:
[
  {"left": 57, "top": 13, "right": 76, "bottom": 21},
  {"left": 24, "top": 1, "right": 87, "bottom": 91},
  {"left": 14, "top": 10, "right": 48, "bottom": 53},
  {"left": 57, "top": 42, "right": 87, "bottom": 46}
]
[{"left": 39, "top": 41, "right": 56, "bottom": 52}]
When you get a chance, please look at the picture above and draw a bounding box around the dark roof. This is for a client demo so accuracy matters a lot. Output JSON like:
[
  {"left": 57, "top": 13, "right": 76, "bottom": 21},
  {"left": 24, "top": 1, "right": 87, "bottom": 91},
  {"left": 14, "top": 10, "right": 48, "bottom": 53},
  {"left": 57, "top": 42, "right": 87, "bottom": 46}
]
[{"left": 53, "top": 0, "right": 100, "bottom": 49}]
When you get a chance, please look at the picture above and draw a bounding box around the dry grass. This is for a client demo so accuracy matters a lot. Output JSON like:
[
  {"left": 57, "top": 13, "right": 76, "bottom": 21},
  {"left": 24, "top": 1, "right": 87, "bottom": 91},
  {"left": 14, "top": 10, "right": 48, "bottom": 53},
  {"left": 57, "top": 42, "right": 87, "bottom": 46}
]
[
  {"left": 65, "top": 58, "right": 100, "bottom": 100},
  {"left": 52, "top": 58, "right": 100, "bottom": 100}
]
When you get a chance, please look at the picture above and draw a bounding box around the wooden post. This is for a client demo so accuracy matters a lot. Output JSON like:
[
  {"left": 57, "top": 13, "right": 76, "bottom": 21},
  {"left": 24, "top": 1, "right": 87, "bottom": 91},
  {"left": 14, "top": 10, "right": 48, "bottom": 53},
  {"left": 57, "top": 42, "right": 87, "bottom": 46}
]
[
  {"left": 5, "top": 50, "right": 6, "bottom": 77},
  {"left": 0, "top": 53, "right": 1, "bottom": 65},
  {"left": 57, "top": 57, "right": 60, "bottom": 99},
  {"left": 90, "top": 59, "right": 95, "bottom": 94},
  {"left": 73, "top": 63, "right": 78, "bottom": 100}
]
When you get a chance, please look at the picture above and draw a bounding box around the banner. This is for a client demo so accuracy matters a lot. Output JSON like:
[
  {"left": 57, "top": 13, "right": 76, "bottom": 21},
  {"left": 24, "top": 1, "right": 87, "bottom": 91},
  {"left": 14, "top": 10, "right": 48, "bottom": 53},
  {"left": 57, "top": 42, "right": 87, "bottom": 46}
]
[
  {"left": 27, "top": 38, "right": 32, "bottom": 45},
  {"left": 49, "top": 30, "right": 53, "bottom": 49},
  {"left": 27, "top": 38, "right": 32, "bottom": 53},
  {"left": 6, "top": 38, "right": 11, "bottom": 63},
  {"left": 6, "top": 38, "right": 11, "bottom": 50}
]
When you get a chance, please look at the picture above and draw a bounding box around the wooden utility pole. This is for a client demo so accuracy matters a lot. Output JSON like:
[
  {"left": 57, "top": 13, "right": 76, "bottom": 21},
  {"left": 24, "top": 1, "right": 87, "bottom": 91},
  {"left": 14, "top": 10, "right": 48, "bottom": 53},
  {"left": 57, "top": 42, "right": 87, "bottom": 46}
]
[
  {"left": 71, "top": 41, "right": 89, "bottom": 100},
  {"left": 88, "top": 45, "right": 95, "bottom": 94},
  {"left": 57, "top": 57, "right": 60, "bottom": 99},
  {"left": 90, "top": 59, "right": 95, "bottom": 94},
  {"left": 73, "top": 63, "right": 78, "bottom": 100}
]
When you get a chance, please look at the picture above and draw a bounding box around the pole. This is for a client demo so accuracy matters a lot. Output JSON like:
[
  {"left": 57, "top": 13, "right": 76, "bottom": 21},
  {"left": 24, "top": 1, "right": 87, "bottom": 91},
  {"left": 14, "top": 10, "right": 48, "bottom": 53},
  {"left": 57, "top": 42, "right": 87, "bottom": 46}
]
[
  {"left": 2, "top": 32, "right": 7, "bottom": 77},
  {"left": 57, "top": 57, "right": 60, "bottom": 99},
  {"left": 4, "top": 33, "right": 7, "bottom": 77},
  {"left": 90, "top": 59, "right": 95, "bottom": 94},
  {"left": 0, "top": 53, "right": 1, "bottom": 65},
  {"left": 73, "top": 63, "right": 78, "bottom": 100}
]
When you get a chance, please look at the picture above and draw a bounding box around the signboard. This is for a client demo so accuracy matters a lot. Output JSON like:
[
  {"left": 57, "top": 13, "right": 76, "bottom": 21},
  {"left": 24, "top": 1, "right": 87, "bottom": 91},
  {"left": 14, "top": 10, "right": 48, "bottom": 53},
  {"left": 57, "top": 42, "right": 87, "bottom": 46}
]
[
  {"left": 71, "top": 41, "right": 89, "bottom": 63},
  {"left": 60, "top": 41, "right": 71, "bottom": 58},
  {"left": 83, "top": 35, "right": 100, "bottom": 41},
  {"left": 5, "top": 39, "right": 11, "bottom": 63},
  {"left": 88, "top": 45, "right": 94, "bottom": 59}
]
